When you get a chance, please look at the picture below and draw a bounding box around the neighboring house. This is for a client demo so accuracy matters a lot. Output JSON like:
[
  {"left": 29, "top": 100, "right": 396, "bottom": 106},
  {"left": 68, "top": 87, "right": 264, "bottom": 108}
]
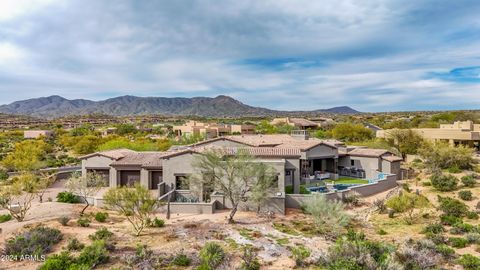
[
  {"left": 377, "top": 121, "right": 480, "bottom": 149},
  {"left": 309, "top": 117, "right": 336, "bottom": 128},
  {"left": 270, "top": 117, "right": 319, "bottom": 130},
  {"left": 80, "top": 132, "right": 402, "bottom": 214},
  {"left": 364, "top": 123, "right": 383, "bottom": 134},
  {"left": 173, "top": 120, "right": 255, "bottom": 138},
  {"left": 24, "top": 130, "right": 54, "bottom": 139}
]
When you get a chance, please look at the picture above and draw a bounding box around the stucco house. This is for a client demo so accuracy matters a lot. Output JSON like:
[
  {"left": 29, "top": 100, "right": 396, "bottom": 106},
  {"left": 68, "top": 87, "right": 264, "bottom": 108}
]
[{"left": 80, "top": 132, "right": 402, "bottom": 214}]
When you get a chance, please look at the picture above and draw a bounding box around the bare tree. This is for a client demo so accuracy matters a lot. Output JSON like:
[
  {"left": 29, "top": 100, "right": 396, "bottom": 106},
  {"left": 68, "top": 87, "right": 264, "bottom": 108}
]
[
  {"left": 190, "top": 149, "right": 277, "bottom": 224},
  {"left": 37, "top": 170, "right": 57, "bottom": 203},
  {"left": 0, "top": 173, "right": 39, "bottom": 221},
  {"left": 66, "top": 172, "right": 106, "bottom": 215}
]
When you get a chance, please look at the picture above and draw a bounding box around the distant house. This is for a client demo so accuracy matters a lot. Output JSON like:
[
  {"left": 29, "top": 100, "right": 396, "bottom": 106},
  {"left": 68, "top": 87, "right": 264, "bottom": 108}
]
[
  {"left": 173, "top": 120, "right": 255, "bottom": 139},
  {"left": 377, "top": 120, "right": 480, "bottom": 149},
  {"left": 24, "top": 130, "right": 54, "bottom": 139},
  {"left": 270, "top": 117, "right": 319, "bottom": 130},
  {"left": 364, "top": 123, "right": 383, "bottom": 134}
]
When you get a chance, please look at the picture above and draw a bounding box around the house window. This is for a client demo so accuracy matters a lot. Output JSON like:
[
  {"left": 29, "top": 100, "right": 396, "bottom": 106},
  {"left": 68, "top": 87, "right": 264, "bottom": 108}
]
[
  {"left": 351, "top": 160, "right": 355, "bottom": 166},
  {"left": 175, "top": 175, "right": 189, "bottom": 190}
]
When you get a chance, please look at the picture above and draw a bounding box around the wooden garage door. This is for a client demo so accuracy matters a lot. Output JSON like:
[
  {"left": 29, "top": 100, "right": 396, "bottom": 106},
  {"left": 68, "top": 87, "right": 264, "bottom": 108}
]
[
  {"left": 120, "top": 170, "right": 140, "bottom": 187},
  {"left": 150, "top": 171, "right": 163, "bottom": 190}
]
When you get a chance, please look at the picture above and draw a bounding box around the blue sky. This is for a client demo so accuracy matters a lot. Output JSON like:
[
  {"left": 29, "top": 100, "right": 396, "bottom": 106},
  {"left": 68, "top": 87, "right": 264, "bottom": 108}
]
[{"left": 1, "top": 0, "right": 480, "bottom": 112}]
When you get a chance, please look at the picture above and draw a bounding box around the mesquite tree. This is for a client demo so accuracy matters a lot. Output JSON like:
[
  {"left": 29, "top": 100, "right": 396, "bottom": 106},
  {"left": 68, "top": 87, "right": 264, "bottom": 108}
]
[
  {"left": 191, "top": 149, "right": 277, "bottom": 224},
  {"left": 66, "top": 172, "right": 106, "bottom": 215}
]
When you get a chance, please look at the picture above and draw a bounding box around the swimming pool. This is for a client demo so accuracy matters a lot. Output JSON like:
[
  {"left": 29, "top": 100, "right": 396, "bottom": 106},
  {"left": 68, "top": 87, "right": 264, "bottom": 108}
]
[{"left": 307, "top": 183, "right": 362, "bottom": 193}]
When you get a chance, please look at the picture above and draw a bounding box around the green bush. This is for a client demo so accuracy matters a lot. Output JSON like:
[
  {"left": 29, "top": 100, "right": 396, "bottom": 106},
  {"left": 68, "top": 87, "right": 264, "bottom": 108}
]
[
  {"left": 422, "top": 223, "right": 445, "bottom": 234},
  {"left": 0, "top": 213, "right": 12, "bottom": 223},
  {"left": 440, "top": 214, "right": 463, "bottom": 226},
  {"left": 39, "top": 251, "right": 76, "bottom": 270},
  {"left": 450, "top": 222, "right": 476, "bottom": 234},
  {"left": 76, "top": 240, "right": 109, "bottom": 268},
  {"left": 422, "top": 181, "right": 432, "bottom": 186},
  {"left": 438, "top": 196, "right": 468, "bottom": 217},
  {"left": 56, "top": 191, "right": 79, "bottom": 203},
  {"left": 466, "top": 211, "right": 479, "bottom": 220},
  {"left": 239, "top": 245, "right": 260, "bottom": 270},
  {"left": 149, "top": 217, "right": 165, "bottom": 228},
  {"left": 448, "top": 237, "right": 468, "bottom": 248},
  {"left": 172, "top": 252, "right": 191, "bottom": 266},
  {"left": 199, "top": 242, "right": 225, "bottom": 270},
  {"left": 88, "top": 227, "right": 113, "bottom": 241},
  {"left": 285, "top": 185, "right": 311, "bottom": 194},
  {"left": 67, "top": 238, "right": 85, "bottom": 251},
  {"left": 5, "top": 226, "right": 63, "bottom": 258},
  {"left": 448, "top": 166, "right": 462, "bottom": 173},
  {"left": 303, "top": 194, "right": 350, "bottom": 235},
  {"left": 58, "top": 216, "right": 70, "bottom": 226},
  {"left": 435, "top": 244, "right": 455, "bottom": 259},
  {"left": 431, "top": 174, "right": 458, "bottom": 191},
  {"left": 461, "top": 175, "right": 477, "bottom": 188},
  {"left": 290, "top": 245, "right": 311, "bottom": 267},
  {"left": 94, "top": 212, "right": 108, "bottom": 223},
  {"left": 458, "top": 190, "right": 473, "bottom": 201},
  {"left": 77, "top": 217, "right": 90, "bottom": 227},
  {"left": 457, "top": 254, "right": 480, "bottom": 270}
]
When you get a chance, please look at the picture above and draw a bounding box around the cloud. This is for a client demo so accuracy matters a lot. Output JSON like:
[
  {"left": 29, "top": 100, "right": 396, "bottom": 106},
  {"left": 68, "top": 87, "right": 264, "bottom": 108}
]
[{"left": 0, "top": 0, "right": 480, "bottom": 112}]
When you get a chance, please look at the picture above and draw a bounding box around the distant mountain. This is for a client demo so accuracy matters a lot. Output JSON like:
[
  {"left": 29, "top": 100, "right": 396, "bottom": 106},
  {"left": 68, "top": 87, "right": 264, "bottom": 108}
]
[{"left": 0, "top": 95, "right": 359, "bottom": 118}]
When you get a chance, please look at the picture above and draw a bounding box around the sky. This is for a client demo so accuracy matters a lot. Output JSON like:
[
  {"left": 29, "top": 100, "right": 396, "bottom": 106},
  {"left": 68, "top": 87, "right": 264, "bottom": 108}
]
[{"left": 1, "top": 0, "right": 480, "bottom": 112}]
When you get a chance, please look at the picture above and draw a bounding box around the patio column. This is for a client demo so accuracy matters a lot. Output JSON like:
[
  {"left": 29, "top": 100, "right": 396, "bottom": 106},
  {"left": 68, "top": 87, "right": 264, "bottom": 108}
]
[{"left": 293, "top": 169, "right": 300, "bottom": 194}]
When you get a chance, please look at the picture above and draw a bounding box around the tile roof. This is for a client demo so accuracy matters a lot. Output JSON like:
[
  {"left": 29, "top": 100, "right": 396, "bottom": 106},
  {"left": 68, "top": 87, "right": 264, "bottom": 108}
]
[
  {"left": 162, "top": 146, "right": 302, "bottom": 159},
  {"left": 289, "top": 118, "right": 319, "bottom": 127},
  {"left": 79, "top": 149, "right": 136, "bottom": 160},
  {"left": 110, "top": 151, "right": 172, "bottom": 168},
  {"left": 223, "top": 135, "right": 340, "bottom": 150},
  {"left": 347, "top": 148, "right": 390, "bottom": 157}
]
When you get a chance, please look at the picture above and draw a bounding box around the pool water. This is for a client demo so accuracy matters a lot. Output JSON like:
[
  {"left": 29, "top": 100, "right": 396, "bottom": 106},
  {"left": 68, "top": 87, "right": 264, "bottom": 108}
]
[{"left": 307, "top": 183, "right": 362, "bottom": 193}]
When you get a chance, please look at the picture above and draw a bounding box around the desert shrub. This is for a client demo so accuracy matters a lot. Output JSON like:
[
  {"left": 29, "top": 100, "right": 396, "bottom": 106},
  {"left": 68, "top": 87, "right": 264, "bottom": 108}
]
[
  {"left": 342, "top": 192, "right": 361, "bottom": 207},
  {"left": 5, "top": 226, "right": 63, "bottom": 258},
  {"left": 450, "top": 222, "right": 476, "bottom": 235},
  {"left": 320, "top": 230, "right": 394, "bottom": 270},
  {"left": 467, "top": 211, "right": 479, "bottom": 220},
  {"left": 440, "top": 214, "right": 463, "bottom": 226},
  {"left": 373, "top": 199, "right": 387, "bottom": 213},
  {"left": 465, "top": 233, "right": 480, "bottom": 244},
  {"left": 0, "top": 213, "right": 12, "bottom": 223},
  {"left": 386, "top": 192, "right": 429, "bottom": 224},
  {"left": 199, "top": 242, "right": 225, "bottom": 270},
  {"left": 94, "top": 212, "right": 108, "bottom": 222},
  {"left": 76, "top": 240, "right": 109, "bottom": 268},
  {"left": 38, "top": 251, "right": 76, "bottom": 270},
  {"left": 448, "top": 166, "right": 462, "bottom": 173},
  {"left": 395, "top": 240, "right": 443, "bottom": 269},
  {"left": 56, "top": 191, "right": 79, "bottom": 203},
  {"left": 172, "top": 251, "right": 191, "bottom": 266},
  {"left": 290, "top": 245, "right": 311, "bottom": 267},
  {"left": 448, "top": 237, "right": 468, "bottom": 248},
  {"left": 458, "top": 190, "right": 473, "bottom": 201},
  {"left": 58, "top": 216, "right": 70, "bottom": 226},
  {"left": 425, "top": 233, "right": 448, "bottom": 245},
  {"left": 401, "top": 183, "right": 411, "bottom": 192},
  {"left": 377, "top": 229, "right": 387, "bottom": 235},
  {"left": 149, "top": 217, "right": 165, "bottom": 228},
  {"left": 419, "top": 143, "right": 475, "bottom": 171},
  {"left": 422, "top": 181, "right": 432, "bottom": 186},
  {"left": 239, "top": 245, "right": 260, "bottom": 270},
  {"left": 457, "top": 254, "right": 480, "bottom": 270},
  {"left": 422, "top": 223, "right": 445, "bottom": 234},
  {"left": 435, "top": 244, "right": 455, "bottom": 260},
  {"left": 89, "top": 227, "right": 114, "bottom": 241},
  {"left": 67, "top": 238, "right": 85, "bottom": 251},
  {"left": 77, "top": 217, "right": 90, "bottom": 227},
  {"left": 438, "top": 196, "right": 468, "bottom": 217},
  {"left": 303, "top": 194, "right": 350, "bottom": 235},
  {"left": 125, "top": 245, "right": 159, "bottom": 269},
  {"left": 461, "top": 175, "right": 477, "bottom": 188},
  {"left": 430, "top": 173, "right": 458, "bottom": 191}
]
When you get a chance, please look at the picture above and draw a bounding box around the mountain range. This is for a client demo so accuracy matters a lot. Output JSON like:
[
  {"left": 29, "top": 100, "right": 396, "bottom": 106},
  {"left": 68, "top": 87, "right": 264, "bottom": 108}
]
[{"left": 0, "top": 95, "right": 359, "bottom": 118}]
